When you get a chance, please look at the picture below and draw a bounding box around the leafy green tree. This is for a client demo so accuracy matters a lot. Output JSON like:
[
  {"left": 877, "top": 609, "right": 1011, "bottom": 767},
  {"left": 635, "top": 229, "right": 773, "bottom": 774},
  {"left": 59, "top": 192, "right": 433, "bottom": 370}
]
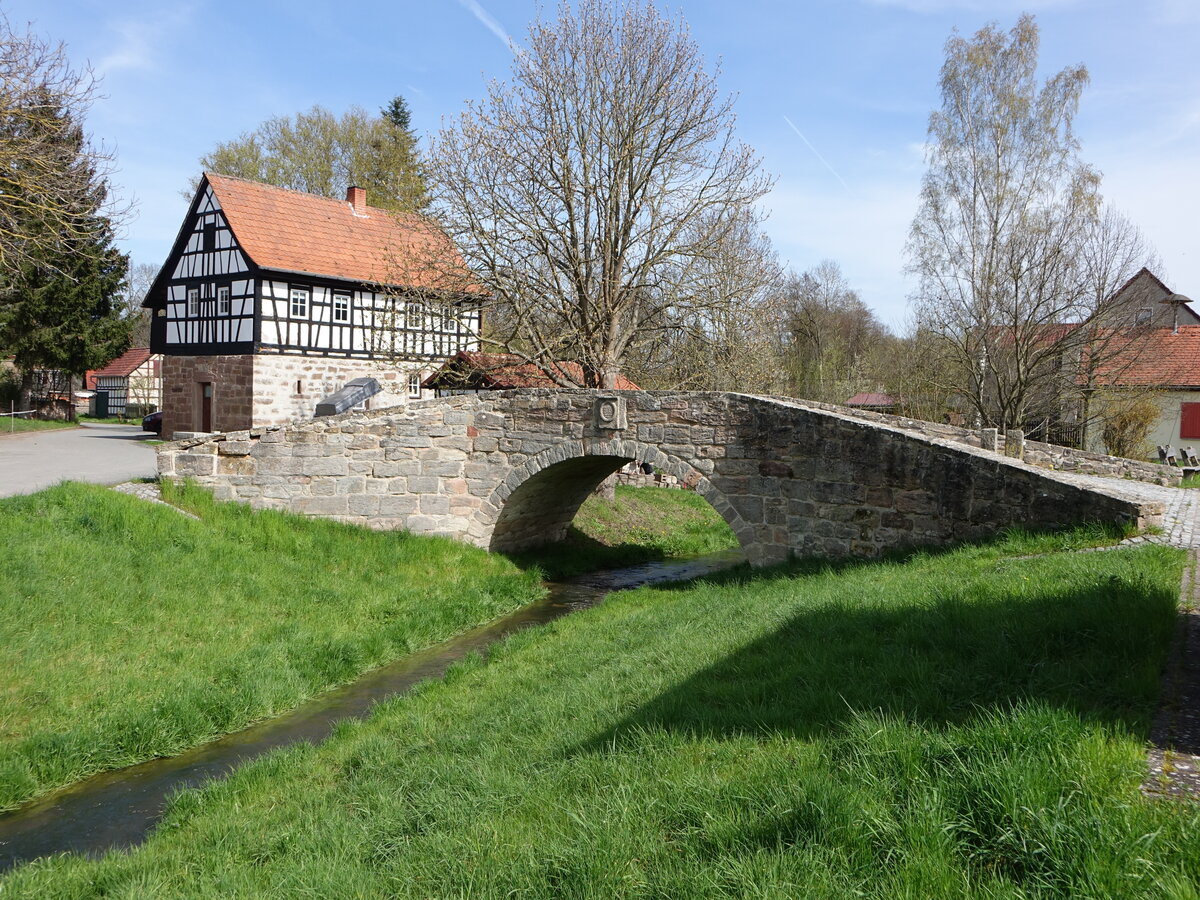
[{"left": 197, "top": 98, "right": 427, "bottom": 212}]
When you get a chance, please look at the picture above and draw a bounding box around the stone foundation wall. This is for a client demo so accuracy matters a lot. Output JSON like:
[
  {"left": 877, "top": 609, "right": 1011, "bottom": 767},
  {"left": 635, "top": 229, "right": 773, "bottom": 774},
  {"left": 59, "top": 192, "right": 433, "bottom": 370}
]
[
  {"left": 162, "top": 355, "right": 253, "bottom": 437},
  {"left": 159, "top": 390, "right": 1162, "bottom": 566},
  {"left": 252, "top": 354, "right": 428, "bottom": 426}
]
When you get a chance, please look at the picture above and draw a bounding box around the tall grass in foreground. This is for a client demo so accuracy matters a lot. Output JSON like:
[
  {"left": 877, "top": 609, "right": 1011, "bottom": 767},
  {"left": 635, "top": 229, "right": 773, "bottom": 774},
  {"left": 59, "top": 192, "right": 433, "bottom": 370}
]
[
  {"left": 0, "top": 482, "right": 543, "bottom": 810},
  {"left": 5, "top": 533, "right": 1195, "bottom": 897}
]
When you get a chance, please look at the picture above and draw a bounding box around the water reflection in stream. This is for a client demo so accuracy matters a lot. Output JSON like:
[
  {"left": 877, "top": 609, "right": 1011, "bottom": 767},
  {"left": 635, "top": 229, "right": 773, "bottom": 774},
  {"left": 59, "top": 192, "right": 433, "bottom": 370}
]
[{"left": 0, "top": 549, "right": 744, "bottom": 872}]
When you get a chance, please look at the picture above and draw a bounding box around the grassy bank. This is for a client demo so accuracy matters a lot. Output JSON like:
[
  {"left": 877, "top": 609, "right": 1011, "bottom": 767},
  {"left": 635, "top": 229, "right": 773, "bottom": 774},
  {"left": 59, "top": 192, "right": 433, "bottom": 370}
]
[
  {"left": 517, "top": 484, "right": 739, "bottom": 579},
  {"left": 0, "top": 482, "right": 543, "bottom": 811},
  {"left": 0, "top": 418, "right": 75, "bottom": 435},
  {"left": 5, "top": 531, "right": 1195, "bottom": 896}
]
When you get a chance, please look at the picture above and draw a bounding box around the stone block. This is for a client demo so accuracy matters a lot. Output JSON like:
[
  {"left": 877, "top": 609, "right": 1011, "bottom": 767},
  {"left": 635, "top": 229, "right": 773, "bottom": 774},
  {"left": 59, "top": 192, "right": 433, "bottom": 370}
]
[
  {"left": 302, "top": 457, "right": 350, "bottom": 477},
  {"left": 294, "top": 496, "right": 349, "bottom": 516},
  {"left": 175, "top": 454, "right": 216, "bottom": 476}
]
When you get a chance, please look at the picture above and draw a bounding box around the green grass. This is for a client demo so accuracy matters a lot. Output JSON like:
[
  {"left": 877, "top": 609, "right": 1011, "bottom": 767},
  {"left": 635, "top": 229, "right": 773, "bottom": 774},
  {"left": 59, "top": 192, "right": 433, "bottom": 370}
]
[
  {"left": 0, "top": 482, "right": 543, "bottom": 811},
  {"left": 514, "top": 484, "right": 739, "bottom": 579},
  {"left": 1180, "top": 472, "right": 1200, "bottom": 489},
  {"left": 0, "top": 417, "right": 76, "bottom": 434},
  {"left": 4, "top": 530, "right": 1195, "bottom": 897},
  {"left": 76, "top": 415, "right": 142, "bottom": 426}
]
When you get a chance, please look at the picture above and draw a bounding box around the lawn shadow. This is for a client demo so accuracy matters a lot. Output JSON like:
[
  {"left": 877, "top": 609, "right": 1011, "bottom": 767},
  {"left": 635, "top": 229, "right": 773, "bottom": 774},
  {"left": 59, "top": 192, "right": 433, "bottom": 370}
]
[
  {"left": 577, "top": 565, "right": 1176, "bottom": 754},
  {"left": 506, "top": 526, "right": 672, "bottom": 580}
]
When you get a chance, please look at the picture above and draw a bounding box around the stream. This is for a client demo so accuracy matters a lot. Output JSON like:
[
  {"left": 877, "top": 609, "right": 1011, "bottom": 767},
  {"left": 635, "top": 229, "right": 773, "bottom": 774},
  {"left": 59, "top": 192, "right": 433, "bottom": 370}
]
[{"left": 0, "top": 549, "right": 744, "bottom": 873}]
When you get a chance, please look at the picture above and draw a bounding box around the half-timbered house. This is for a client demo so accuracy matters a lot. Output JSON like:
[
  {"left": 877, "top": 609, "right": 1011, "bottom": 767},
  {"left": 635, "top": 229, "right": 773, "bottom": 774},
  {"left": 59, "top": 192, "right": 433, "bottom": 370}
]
[{"left": 144, "top": 173, "right": 481, "bottom": 436}]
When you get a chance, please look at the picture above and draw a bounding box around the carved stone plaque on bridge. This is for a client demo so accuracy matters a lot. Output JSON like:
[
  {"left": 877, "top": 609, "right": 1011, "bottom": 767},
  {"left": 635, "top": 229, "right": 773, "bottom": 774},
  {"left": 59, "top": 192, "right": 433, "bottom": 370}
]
[{"left": 594, "top": 395, "right": 627, "bottom": 431}]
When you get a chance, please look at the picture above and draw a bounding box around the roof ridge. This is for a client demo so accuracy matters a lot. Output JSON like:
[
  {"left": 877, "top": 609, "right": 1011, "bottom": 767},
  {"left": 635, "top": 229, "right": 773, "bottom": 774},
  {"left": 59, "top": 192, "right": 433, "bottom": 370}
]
[{"left": 204, "top": 171, "right": 429, "bottom": 222}]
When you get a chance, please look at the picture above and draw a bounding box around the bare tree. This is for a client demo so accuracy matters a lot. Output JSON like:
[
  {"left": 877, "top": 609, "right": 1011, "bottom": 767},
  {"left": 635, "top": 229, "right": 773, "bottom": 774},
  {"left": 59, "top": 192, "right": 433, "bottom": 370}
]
[
  {"left": 630, "top": 211, "right": 784, "bottom": 393},
  {"left": 780, "top": 260, "right": 891, "bottom": 403},
  {"left": 120, "top": 261, "right": 159, "bottom": 346},
  {"left": 428, "top": 0, "right": 773, "bottom": 389},
  {"left": 907, "top": 15, "right": 1157, "bottom": 432},
  {"left": 0, "top": 15, "right": 123, "bottom": 279}
]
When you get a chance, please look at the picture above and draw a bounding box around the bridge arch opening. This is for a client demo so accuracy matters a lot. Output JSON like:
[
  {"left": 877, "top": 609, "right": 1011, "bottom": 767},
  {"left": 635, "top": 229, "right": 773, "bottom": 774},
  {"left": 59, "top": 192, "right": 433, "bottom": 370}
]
[{"left": 481, "top": 442, "right": 756, "bottom": 560}]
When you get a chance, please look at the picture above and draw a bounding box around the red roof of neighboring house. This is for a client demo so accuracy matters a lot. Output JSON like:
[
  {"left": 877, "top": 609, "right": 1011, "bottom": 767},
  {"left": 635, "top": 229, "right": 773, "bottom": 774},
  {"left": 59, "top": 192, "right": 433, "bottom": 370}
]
[
  {"left": 1090, "top": 326, "right": 1200, "bottom": 388},
  {"left": 89, "top": 348, "right": 154, "bottom": 380},
  {"left": 204, "top": 173, "right": 483, "bottom": 292},
  {"left": 845, "top": 392, "right": 896, "bottom": 407},
  {"left": 424, "top": 351, "right": 641, "bottom": 390}
]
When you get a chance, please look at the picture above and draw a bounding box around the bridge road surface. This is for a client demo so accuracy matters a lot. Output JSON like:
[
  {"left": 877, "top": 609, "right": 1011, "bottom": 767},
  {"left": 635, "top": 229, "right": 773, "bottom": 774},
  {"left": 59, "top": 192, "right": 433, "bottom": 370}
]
[{"left": 0, "top": 423, "right": 158, "bottom": 499}]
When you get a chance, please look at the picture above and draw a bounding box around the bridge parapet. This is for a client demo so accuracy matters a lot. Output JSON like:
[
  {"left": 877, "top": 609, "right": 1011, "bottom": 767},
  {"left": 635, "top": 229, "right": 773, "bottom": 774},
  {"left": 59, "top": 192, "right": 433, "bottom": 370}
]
[{"left": 158, "top": 390, "right": 1163, "bottom": 566}]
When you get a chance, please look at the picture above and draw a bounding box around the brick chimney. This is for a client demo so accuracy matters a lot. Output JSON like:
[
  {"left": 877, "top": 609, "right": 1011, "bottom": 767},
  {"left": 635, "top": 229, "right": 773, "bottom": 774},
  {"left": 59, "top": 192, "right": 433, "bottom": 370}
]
[{"left": 346, "top": 185, "right": 366, "bottom": 214}]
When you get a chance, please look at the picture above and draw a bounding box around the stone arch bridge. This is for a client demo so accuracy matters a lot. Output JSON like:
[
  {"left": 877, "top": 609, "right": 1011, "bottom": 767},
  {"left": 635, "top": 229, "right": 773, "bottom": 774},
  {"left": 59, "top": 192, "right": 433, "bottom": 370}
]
[{"left": 158, "top": 390, "right": 1161, "bottom": 566}]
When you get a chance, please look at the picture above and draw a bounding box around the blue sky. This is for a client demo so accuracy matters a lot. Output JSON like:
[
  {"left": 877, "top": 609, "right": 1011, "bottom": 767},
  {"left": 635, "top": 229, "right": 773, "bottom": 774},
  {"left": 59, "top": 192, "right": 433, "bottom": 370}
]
[{"left": 8, "top": 0, "right": 1198, "bottom": 328}]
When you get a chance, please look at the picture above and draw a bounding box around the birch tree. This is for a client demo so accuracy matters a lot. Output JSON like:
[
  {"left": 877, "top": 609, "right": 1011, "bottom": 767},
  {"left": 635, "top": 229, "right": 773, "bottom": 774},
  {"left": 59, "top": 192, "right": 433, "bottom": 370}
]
[
  {"left": 429, "top": 0, "right": 773, "bottom": 389},
  {"left": 907, "top": 15, "right": 1156, "bottom": 432}
]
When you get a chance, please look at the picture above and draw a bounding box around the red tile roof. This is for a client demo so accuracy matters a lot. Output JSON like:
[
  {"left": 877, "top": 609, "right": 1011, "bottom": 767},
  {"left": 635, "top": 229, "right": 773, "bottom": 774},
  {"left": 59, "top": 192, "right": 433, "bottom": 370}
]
[
  {"left": 845, "top": 392, "right": 896, "bottom": 407},
  {"left": 424, "top": 351, "right": 641, "bottom": 390},
  {"left": 90, "top": 348, "right": 154, "bottom": 379},
  {"left": 1090, "top": 326, "right": 1200, "bottom": 388},
  {"left": 205, "top": 173, "right": 483, "bottom": 293}
]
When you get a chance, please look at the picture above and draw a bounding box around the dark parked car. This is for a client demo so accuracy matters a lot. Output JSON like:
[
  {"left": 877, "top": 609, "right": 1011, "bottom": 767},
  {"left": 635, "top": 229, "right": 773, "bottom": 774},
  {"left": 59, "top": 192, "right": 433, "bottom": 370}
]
[{"left": 142, "top": 410, "right": 163, "bottom": 435}]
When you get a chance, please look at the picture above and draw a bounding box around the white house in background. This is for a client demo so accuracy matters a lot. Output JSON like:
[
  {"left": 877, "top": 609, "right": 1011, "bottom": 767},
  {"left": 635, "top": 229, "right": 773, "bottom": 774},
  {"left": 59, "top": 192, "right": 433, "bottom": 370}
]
[
  {"left": 142, "top": 173, "right": 482, "bottom": 437},
  {"left": 87, "top": 347, "right": 162, "bottom": 416}
]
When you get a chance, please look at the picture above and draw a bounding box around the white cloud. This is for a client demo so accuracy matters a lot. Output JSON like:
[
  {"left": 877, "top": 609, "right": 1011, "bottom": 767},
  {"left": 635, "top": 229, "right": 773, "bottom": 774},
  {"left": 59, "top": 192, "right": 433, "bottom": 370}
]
[
  {"left": 455, "top": 0, "right": 514, "bottom": 50},
  {"left": 764, "top": 177, "right": 923, "bottom": 329},
  {"left": 97, "top": 6, "right": 193, "bottom": 76}
]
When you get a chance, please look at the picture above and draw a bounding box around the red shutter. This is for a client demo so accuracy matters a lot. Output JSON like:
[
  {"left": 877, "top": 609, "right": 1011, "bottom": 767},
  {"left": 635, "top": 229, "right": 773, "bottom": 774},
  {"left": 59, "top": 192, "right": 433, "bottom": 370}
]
[{"left": 1181, "top": 403, "right": 1200, "bottom": 439}]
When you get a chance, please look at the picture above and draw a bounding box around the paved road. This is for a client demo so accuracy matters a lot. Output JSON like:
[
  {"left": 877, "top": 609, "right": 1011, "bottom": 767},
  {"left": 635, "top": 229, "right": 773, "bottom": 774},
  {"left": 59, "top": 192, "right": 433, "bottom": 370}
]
[{"left": 0, "top": 423, "right": 158, "bottom": 499}]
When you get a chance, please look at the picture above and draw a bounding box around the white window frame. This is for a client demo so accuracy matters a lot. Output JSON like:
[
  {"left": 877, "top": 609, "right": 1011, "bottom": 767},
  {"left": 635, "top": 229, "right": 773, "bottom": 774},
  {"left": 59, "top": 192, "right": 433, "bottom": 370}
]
[
  {"left": 408, "top": 372, "right": 422, "bottom": 399},
  {"left": 333, "top": 292, "right": 351, "bottom": 323},
  {"left": 187, "top": 288, "right": 199, "bottom": 317},
  {"left": 290, "top": 288, "right": 309, "bottom": 318},
  {"left": 217, "top": 286, "right": 230, "bottom": 316}
]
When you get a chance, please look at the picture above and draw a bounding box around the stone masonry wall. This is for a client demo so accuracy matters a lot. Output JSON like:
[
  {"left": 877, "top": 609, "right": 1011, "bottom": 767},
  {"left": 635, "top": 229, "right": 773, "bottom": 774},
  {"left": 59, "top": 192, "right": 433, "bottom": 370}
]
[
  {"left": 814, "top": 401, "right": 1180, "bottom": 486},
  {"left": 158, "top": 390, "right": 1162, "bottom": 567},
  {"left": 252, "top": 353, "right": 426, "bottom": 426},
  {"left": 162, "top": 355, "right": 253, "bottom": 437}
]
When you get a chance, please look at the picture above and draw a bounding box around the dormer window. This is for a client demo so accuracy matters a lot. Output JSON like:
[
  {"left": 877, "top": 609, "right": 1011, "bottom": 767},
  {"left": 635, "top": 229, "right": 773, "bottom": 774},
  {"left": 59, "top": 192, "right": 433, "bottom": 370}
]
[
  {"left": 187, "top": 288, "right": 199, "bottom": 316},
  {"left": 217, "top": 286, "right": 230, "bottom": 315},
  {"left": 290, "top": 288, "right": 309, "bottom": 318},
  {"left": 333, "top": 293, "right": 351, "bottom": 323}
]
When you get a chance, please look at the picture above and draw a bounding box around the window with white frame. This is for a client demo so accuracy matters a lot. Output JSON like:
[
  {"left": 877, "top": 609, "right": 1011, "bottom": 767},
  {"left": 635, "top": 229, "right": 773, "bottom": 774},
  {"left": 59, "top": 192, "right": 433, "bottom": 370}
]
[
  {"left": 408, "top": 372, "right": 422, "bottom": 399},
  {"left": 217, "top": 286, "right": 230, "bottom": 315},
  {"left": 187, "top": 288, "right": 199, "bottom": 316},
  {"left": 290, "top": 288, "right": 309, "bottom": 318},
  {"left": 333, "top": 292, "right": 351, "bottom": 323}
]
